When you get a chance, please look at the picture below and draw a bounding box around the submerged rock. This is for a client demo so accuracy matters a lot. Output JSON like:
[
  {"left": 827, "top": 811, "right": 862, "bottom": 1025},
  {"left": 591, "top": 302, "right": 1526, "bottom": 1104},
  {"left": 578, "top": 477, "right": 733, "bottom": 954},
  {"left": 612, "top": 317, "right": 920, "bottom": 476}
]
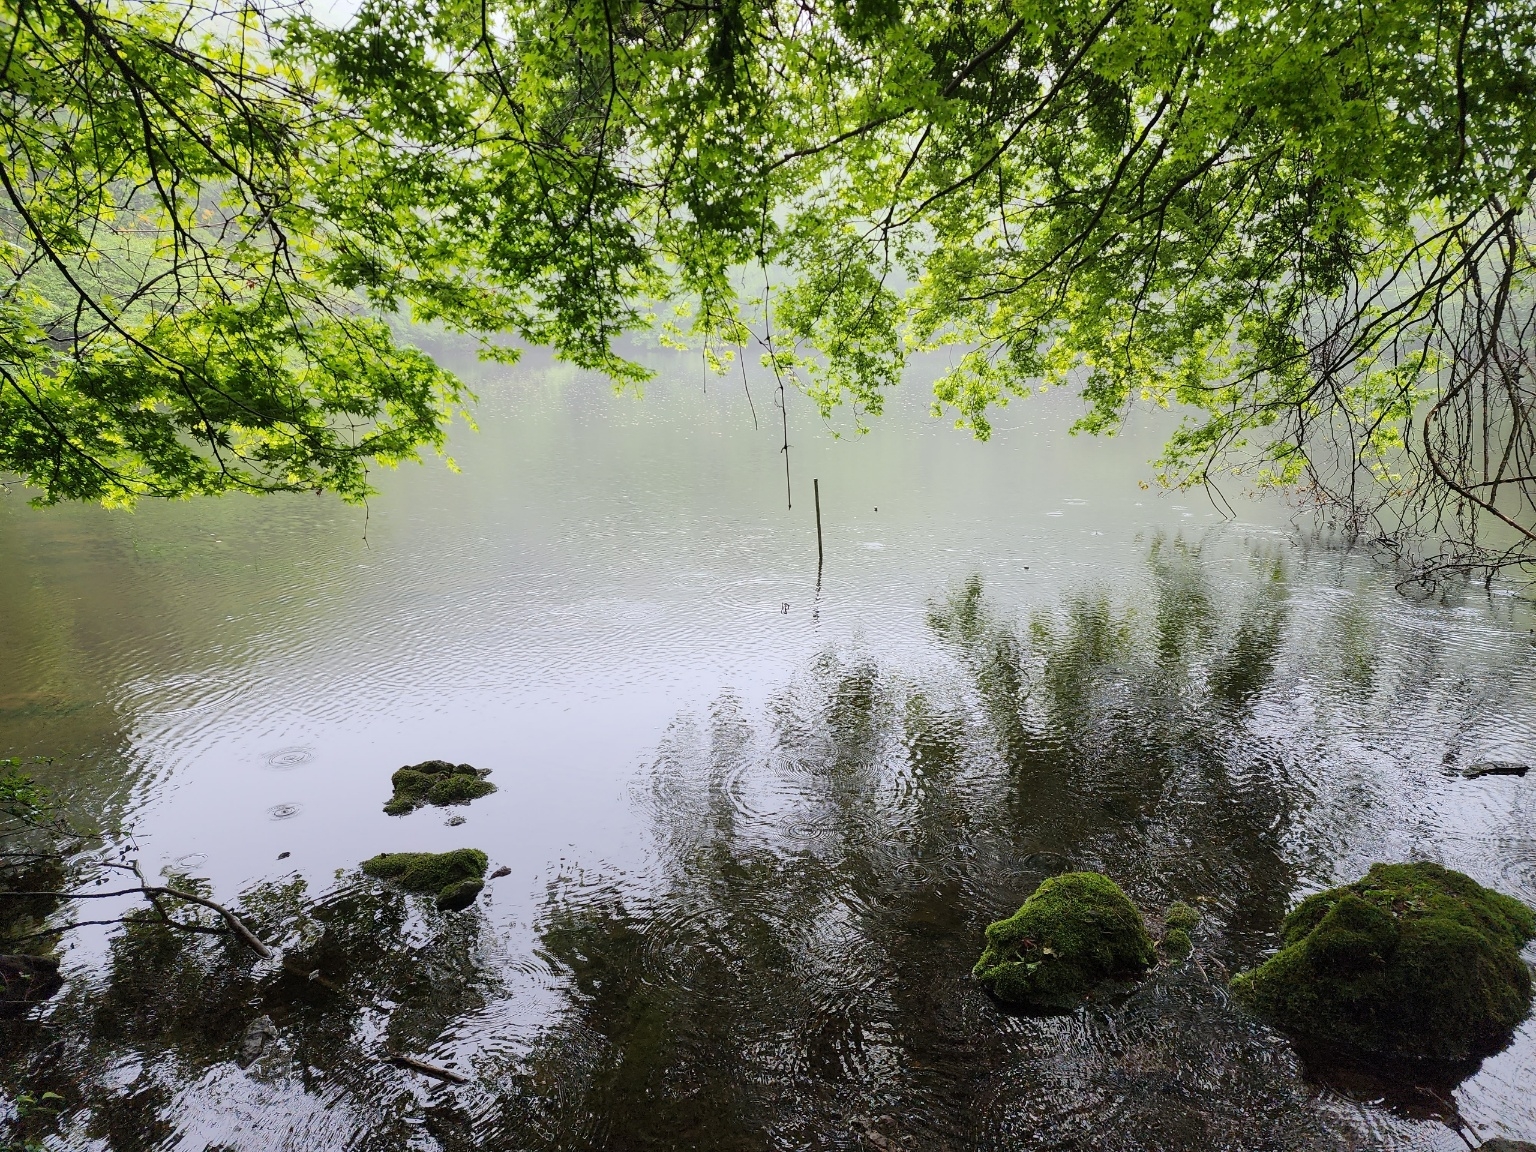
[
  {"left": 973, "top": 872, "right": 1156, "bottom": 1010},
  {"left": 361, "top": 849, "right": 489, "bottom": 911},
  {"left": 1231, "top": 861, "right": 1536, "bottom": 1062},
  {"left": 237, "top": 1014, "right": 278, "bottom": 1067},
  {"left": 384, "top": 761, "right": 495, "bottom": 816}
]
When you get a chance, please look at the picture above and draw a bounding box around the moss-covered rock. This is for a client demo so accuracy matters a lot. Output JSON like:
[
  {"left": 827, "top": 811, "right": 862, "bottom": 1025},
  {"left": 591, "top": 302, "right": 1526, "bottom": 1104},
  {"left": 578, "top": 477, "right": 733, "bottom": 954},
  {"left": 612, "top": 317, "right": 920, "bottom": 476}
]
[
  {"left": 1164, "top": 901, "right": 1201, "bottom": 933},
  {"left": 973, "top": 872, "right": 1157, "bottom": 1009},
  {"left": 1231, "top": 862, "right": 1536, "bottom": 1061},
  {"left": 1160, "top": 900, "right": 1200, "bottom": 962},
  {"left": 434, "top": 878, "right": 485, "bottom": 912},
  {"left": 1162, "top": 928, "right": 1194, "bottom": 961},
  {"left": 383, "top": 760, "right": 495, "bottom": 816},
  {"left": 360, "top": 849, "right": 489, "bottom": 911}
]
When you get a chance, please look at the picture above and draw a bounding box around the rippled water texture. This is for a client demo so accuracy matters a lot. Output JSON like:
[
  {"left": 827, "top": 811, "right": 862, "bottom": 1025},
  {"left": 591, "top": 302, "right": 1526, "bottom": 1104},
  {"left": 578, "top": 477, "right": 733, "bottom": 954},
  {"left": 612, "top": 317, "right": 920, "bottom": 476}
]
[{"left": 2, "top": 348, "right": 1534, "bottom": 1150}]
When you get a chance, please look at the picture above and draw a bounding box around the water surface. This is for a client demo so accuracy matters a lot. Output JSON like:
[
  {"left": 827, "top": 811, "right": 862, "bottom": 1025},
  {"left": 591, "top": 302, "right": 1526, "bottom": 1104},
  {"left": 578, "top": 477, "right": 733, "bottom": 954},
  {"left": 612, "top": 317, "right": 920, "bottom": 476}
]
[{"left": 2, "top": 348, "right": 1534, "bottom": 1150}]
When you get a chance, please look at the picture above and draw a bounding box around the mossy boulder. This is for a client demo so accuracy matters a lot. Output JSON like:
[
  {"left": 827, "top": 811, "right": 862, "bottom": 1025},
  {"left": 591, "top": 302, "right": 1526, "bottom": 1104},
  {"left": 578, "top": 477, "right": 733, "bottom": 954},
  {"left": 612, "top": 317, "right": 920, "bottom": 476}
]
[
  {"left": 361, "top": 849, "right": 489, "bottom": 911},
  {"left": 1165, "top": 901, "right": 1201, "bottom": 932},
  {"left": 1231, "top": 862, "right": 1536, "bottom": 1061},
  {"left": 1160, "top": 901, "right": 1201, "bottom": 962},
  {"left": 973, "top": 872, "right": 1157, "bottom": 1010},
  {"left": 384, "top": 760, "right": 495, "bottom": 816},
  {"left": 1162, "top": 928, "right": 1194, "bottom": 961}
]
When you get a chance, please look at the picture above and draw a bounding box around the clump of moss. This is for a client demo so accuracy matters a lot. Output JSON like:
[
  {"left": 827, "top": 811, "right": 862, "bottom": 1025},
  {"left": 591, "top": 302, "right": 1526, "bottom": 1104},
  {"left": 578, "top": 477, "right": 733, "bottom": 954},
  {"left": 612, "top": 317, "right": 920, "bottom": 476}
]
[
  {"left": 383, "top": 761, "right": 495, "bottom": 816},
  {"left": 1231, "top": 862, "right": 1536, "bottom": 1061},
  {"left": 973, "top": 872, "right": 1156, "bottom": 1010},
  {"left": 1162, "top": 928, "right": 1194, "bottom": 961},
  {"left": 1160, "top": 901, "right": 1201, "bottom": 962},
  {"left": 1165, "top": 901, "right": 1201, "bottom": 932},
  {"left": 361, "top": 849, "right": 489, "bottom": 911}
]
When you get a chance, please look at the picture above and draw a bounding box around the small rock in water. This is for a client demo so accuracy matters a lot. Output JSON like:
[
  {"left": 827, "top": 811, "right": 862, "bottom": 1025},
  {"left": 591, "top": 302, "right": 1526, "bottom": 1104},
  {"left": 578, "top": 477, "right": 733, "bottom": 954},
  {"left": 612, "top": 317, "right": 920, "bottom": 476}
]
[
  {"left": 384, "top": 760, "right": 496, "bottom": 816},
  {"left": 973, "top": 872, "right": 1156, "bottom": 1009},
  {"left": 435, "top": 877, "right": 485, "bottom": 912},
  {"left": 1160, "top": 901, "right": 1200, "bottom": 962},
  {"left": 446, "top": 815, "right": 466, "bottom": 827},
  {"left": 490, "top": 866, "right": 511, "bottom": 879},
  {"left": 1162, "top": 928, "right": 1193, "bottom": 962},
  {"left": 237, "top": 1015, "right": 278, "bottom": 1067},
  {"left": 1461, "top": 761, "right": 1531, "bottom": 779},
  {"left": 277, "top": 851, "right": 290, "bottom": 860},
  {"left": 361, "top": 848, "right": 488, "bottom": 911},
  {"left": 1164, "top": 901, "right": 1201, "bottom": 931}
]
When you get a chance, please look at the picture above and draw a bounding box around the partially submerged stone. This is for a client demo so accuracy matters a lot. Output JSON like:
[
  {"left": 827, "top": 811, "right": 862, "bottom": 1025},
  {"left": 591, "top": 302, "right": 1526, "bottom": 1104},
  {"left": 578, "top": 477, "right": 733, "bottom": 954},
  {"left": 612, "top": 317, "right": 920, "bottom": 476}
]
[
  {"left": 1231, "top": 861, "right": 1536, "bottom": 1062},
  {"left": 361, "top": 849, "right": 489, "bottom": 911},
  {"left": 1164, "top": 901, "right": 1201, "bottom": 932},
  {"left": 237, "top": 1014, "right": 278, "bottom": 1067},
  {"left": 973, "top": 872, "right": 1156, "bottom": 1010},
  {"left": 434, "top": 878, "right": 485, "bottom": 912},
  {"left": 384, "top": 761, "right": 495, "bottom": 816},
  {"left": 1162, "top": 928, "right": 1194, "bottom": 961},
  {"left": 1461, "top": 761, "right": 1530, "bottom": 780},
  {"left": 1161, "top": 900, "right": 1201, "bottom": 962}
]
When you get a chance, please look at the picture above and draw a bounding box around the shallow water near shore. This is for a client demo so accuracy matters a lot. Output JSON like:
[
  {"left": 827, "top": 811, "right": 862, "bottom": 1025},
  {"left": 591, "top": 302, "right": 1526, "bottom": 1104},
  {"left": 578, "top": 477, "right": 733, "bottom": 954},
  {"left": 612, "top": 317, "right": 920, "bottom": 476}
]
[{"left": 2, "top": 348, "right": 1535, "bottom": 1150}]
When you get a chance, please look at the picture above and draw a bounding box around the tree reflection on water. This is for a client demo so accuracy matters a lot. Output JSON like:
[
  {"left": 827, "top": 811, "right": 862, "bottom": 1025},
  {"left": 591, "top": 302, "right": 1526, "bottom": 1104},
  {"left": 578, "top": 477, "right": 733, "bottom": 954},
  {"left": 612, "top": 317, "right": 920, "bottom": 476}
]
[
  {"left": 4, "top": 546, "right": 1520, "bottom": 1150},
  {"left": 481, "top": 559, "right": 1341, "bottom": 1151},
  {"left": 2, "top": 875, "right": 500, "bottom": 1150}
]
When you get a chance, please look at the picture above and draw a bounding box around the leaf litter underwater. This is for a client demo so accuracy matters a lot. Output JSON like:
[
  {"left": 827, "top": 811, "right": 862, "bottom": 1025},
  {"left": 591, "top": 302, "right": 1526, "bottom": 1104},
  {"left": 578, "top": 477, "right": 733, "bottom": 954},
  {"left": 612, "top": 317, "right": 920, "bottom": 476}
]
[{"left": 4, "top": 552, "right": 1536, "bottom": 1151}]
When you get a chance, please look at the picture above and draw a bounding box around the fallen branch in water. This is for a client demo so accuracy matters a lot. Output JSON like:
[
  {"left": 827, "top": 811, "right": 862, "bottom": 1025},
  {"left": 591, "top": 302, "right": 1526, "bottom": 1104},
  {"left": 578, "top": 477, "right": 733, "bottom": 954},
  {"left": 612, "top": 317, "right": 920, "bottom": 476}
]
[
  {"left": 153, "top": 886, "right": 272, "bottom": 958},
  {"left": 0, "top": 884, "right": 272, "bottom": 958},
  {"left": 382, "top": 1052, "right": 470, "bottom": 1084}
]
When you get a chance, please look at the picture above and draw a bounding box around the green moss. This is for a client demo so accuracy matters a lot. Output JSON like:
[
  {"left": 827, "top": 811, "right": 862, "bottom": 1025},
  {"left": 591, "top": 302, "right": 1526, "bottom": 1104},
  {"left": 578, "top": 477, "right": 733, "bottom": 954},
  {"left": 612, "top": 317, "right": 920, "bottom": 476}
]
[
  {"left": 435, "top": 878, "right": 485, "bottom": 912},
  {"left": 972, "top": 872, "right": 1156, "bottom": 1010},
  {"left": 1162, "top": 927, "right": 1193, "bottom": 962},
  {"left": 383, "top": 760, "right": 495, "bottom": 816},
  {"left": 425, "top": 773, "right": 496, "bottom": 807},
  {"left": 1165, "top": 901, "right": 1201, "bottom": 933},
  {"left": 1231, "top": 862, "right": 1536, "bottom": 1061},
  {"left": 361, "top": 849, "right": 489, "bottom": 911}
]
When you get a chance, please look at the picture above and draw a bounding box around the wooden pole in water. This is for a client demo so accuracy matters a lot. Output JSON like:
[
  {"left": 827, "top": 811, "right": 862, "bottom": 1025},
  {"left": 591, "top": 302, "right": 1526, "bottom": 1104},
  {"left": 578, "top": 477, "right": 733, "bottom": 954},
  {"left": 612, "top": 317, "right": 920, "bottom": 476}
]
[{"left": 814, "top": 478, "right": 823, "bottom": 567}]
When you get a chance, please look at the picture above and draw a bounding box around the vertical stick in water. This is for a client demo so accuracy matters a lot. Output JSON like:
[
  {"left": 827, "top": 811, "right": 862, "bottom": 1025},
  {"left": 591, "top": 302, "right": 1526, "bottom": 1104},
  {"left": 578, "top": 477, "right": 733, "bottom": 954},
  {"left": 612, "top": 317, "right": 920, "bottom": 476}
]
[
  {"left": 814, "top": 478, "right": 824, "bottom": 567},
  {"left": 780, "top": 381, "right": 792, "bottom": 509}
]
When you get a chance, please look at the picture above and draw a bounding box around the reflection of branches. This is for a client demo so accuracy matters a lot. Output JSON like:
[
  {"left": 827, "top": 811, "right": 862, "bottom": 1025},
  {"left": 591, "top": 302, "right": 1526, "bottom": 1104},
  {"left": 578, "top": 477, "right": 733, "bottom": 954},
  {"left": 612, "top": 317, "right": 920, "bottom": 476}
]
[
  {"left": 1, "top": 879, "right": 271, "bottom": 956},
  {"left": 489, "top": 570, "right": 1322, "bottom": 1150},
  {"left": 3, "top": 866, "right": 497, "bottom": 1151}
]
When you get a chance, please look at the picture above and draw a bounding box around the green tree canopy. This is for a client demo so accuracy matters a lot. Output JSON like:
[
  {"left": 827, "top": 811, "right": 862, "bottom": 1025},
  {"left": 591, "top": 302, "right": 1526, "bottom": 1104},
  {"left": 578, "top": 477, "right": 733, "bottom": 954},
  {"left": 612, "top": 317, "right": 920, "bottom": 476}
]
[{"left": 4, "top": 0, "right": 1535, "bottom": 575}]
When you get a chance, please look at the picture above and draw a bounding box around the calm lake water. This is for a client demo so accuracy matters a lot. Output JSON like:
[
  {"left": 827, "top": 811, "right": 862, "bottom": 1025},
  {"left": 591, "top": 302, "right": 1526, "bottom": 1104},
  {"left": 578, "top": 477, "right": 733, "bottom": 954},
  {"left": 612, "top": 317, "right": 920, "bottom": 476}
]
[{"left": 2, "top": 346, "right": 1534, "bottom": 1150}]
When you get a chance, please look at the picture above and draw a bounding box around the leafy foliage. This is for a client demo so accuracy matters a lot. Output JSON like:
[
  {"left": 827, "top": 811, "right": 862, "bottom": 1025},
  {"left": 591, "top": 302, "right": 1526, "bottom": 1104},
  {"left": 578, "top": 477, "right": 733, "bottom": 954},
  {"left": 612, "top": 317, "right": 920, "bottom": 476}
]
[
  {"left": 6, "top": 0, "right": 1536, "bottom": 573},
  {"left": 322, "top": 0, "right": 1536, "bottom": 573},
  {"left": 0, "top": 0, "right": 484, "bottom": 503}
]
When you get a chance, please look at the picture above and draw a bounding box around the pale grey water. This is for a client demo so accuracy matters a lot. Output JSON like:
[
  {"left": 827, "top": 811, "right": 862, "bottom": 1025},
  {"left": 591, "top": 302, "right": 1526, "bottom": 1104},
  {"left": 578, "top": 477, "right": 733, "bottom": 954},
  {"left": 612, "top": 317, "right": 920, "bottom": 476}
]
[{"left": 1, "top": 346, "right": 1534, "bottom": 1150}]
